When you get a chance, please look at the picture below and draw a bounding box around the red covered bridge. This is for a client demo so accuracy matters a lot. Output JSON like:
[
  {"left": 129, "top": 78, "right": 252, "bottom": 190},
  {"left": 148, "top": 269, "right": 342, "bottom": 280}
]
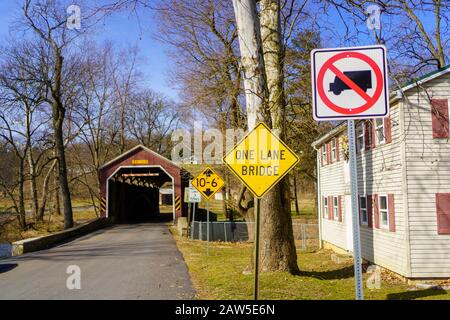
[{"left": 98, "top": 145, "right": 189, "bottom": 222}]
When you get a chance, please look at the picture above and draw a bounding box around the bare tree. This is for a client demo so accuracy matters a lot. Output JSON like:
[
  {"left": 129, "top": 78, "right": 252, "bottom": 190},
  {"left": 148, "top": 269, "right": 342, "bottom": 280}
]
[
  {"left": 0, "top": 39, "right": 53, "bottom": 227},
  {"left": 325, "top": 0, "right": 449, "bottom": 76},
  {"left": 111, "top": 45, "right": 141, "bottom": 153},
  {"left": 21, "top": 0, "right": 84, "bottom": 228},
  {"left": 126, "top": 90, "right": 180, "bottom": 156},
  {"left": 155, "top": 0, "right": 244, "bottom": 128}
]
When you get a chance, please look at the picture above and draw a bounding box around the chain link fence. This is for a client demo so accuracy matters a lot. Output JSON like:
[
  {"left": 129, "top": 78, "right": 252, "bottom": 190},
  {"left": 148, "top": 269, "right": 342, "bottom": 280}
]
[{"left": 190, "top": 221, "right": 319, "bottom": 251}]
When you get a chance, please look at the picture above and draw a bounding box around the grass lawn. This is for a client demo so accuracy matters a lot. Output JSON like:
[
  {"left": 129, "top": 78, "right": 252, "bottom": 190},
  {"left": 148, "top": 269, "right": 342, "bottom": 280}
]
[
  {"left": 292, "top": 195, "right": 317, "bottom": 222},
  {"left": 171, "top": 229, "right": 450, "bottom": 300}
]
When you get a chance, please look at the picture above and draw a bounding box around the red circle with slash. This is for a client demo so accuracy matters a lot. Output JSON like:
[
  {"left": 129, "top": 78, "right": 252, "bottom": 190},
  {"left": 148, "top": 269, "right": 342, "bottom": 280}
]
[{"left": 317, "top": 51, "right": 383, "bottom": 115}]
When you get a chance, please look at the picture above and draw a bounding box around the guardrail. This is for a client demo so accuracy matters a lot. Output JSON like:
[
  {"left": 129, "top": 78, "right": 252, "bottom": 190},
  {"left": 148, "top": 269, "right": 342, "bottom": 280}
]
[{"left": 11, "top": 217, "right": 111, "bottom": 256}]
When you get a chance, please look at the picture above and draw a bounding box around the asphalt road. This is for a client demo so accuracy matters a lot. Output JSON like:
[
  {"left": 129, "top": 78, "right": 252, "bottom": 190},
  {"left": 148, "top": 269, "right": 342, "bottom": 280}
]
[{"left": 0, "top": 223, "right": 195, "bottom": 300}]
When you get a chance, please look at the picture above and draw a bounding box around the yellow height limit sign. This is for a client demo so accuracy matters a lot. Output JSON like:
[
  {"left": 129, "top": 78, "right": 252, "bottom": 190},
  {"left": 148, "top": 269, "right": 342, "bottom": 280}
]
[
  {"left": 191, "top": 167, "right": 225, "bottom": 200},
  {"left": 223, "top": 122, "right": 299, "bottom": 198}
]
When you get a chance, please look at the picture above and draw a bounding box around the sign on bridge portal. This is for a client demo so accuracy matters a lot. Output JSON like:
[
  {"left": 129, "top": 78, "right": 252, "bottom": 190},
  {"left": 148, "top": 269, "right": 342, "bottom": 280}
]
[
  {"left": 311, "top": 45, "right": 389, "bottom": 120},
  {"left": 191, "top": 167, "right": 224, "bottom": 200},
  {"left": 223, "top": 122, "right": 300, "bottom": 198}
]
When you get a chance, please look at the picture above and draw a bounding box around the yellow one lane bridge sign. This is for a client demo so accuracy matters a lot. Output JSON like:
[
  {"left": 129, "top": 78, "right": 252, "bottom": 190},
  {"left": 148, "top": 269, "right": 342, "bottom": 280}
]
[{"left": 223, "top": 122, "right": 300, "bottom": 198}]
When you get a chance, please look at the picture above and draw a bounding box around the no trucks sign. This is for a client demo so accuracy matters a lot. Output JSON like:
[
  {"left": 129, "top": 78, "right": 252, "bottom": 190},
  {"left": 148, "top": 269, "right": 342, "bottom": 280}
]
[{"left": 311, "top": 45, "right": 389, "bottom": 120}]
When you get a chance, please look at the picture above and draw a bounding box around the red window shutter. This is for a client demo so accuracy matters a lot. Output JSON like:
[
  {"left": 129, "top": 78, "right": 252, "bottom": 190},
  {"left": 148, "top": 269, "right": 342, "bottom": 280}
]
[
  {"left": 367, "top": 194, "right": 373, "bottom": 228},
  {"left": 336, "top": 137, "right": 340, "bottom": 161},
  {"left": 322, "top": 195, "right": 325, "bottom": 218},
  {"left": 329, "top": 142, "right": 333, "bottom": 164},
  {"left": 384, "top": 116, "right": 392, "bottom": 143},
  {"left": 436, "top": 193, "right": 450, "bottom": 235},
  {"left": 328, "top": 195, "right": 333, "bottom": 220},
  {"left": 364, "top": 121, "right": 371, "bottom": 150},
  {"left": 388, "top": 194, "right": 396, "bottom": 232},
  {"left": 338, "top": 195, "right": 342, "bottom": 222},
  {"left": 431, "top": 99, "right": 449, "bottom": 139},
  {"left": 371, "top": 119, "right": 376, "bottom": 148},
  {"left": 326, "top": 142, "right": 331, "bottom": 165},
  {"left": 373, "top": 194, "right": 380, "bottom": 228}
]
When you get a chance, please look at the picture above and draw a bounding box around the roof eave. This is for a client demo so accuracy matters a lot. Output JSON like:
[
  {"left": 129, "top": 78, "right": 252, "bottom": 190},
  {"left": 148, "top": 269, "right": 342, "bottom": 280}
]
[
  {"left": 98, "top": 144, "right": 181, "bottom": 171},
  {"left": 311, "top": 123, "right": 347, "bottom": 149},
  {"left": 311, "top": 65, "right": 450, "bottom": 147}
]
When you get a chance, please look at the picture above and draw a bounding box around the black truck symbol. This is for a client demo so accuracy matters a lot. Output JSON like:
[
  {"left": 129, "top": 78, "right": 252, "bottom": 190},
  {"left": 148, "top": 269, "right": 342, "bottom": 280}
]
[{"left": 329, "top": 70, "right": 372, "bottom": 95}]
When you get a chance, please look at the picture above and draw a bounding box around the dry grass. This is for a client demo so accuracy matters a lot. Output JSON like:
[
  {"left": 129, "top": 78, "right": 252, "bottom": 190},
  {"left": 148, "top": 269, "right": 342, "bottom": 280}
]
[
  {"left": 171, "top": 228, "right": 450, "bottom": 300},
  {"left": 0, "top": 206, "right": 97, "bottom": 243}
]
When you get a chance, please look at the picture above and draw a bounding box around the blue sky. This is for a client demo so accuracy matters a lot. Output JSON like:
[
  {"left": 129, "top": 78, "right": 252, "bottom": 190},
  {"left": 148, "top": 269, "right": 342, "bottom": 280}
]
[
  {"left": 0, "top": 0, "right": 179, "bottom": 101},
  {"left": 0, "top": 1, "right": 442, "bottom": 103}
]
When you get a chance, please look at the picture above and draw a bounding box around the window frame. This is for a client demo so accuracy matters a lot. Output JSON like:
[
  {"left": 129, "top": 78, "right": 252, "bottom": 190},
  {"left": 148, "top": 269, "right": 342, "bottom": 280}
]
[
  {"left": 357, "top": 122, "right": 365, "bottom": 152},
  {"left": 375, "top": 118, "right": 385, "bottom": 145},
  {"left": 359, "top": 195, "right": 368, "bottom": 225},
  {"left": 323, "top": 196, "right": 328, "bottom": 218},
  {"left": 321, "top": 144, "right": 327, "bottom": 165},
  {"left": 333, "top": 196, "right": 339, "bottom": 220},
  {"left": 379, "top": 194, "right": 389, "bottom": 229},
  {"left": 331, "top": 139, "right": 337, "bottom": 161}
]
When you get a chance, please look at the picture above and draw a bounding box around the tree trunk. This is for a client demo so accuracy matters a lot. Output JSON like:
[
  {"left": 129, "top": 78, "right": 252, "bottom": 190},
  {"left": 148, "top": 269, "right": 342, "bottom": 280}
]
[
  {"left": 293, "top": 172, "right": 300, "bottom": 215},
  {"left": 259, "top": 0, "right": 299, "bottom": 274},
  {"left": 51, "top": 49, "right": 73, "bottom": 229},
  {"left": 236, "top": 187, "right": 255, "bottom": 242},
  {"left": 37, "top": 160, "right": 57, "bottom": 220},
  {"left": 260, "top": 178, "right": 298, "bottom": 273},
  {"left": 17, "top": 160, "right": 27, "bottom": 229},
  {"left": 232, "top": 0, "right": 267, "bottom": 129},
  {"left": 27, "top": 148, "right": 39, "bottom": 221},
  {"left": 233, "top": 0, "right": 298, "bottom": 274}
]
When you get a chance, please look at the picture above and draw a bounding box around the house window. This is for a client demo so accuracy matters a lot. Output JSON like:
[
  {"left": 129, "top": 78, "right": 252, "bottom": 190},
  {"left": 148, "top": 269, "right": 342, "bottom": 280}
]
[
  {"left": 379, "top": 195, "right": 389, "bottom": 229},
  {"left": 331, "top": 139, "right": 337, "bottom": 161},
  {"left": 375, "top": 118, "right": 385, "bottom": 144},
  {"left": 357, "top": 123, "right": 364, "bottom": 151},
  {"left": 322, "top": 145, "right": 327, "bottom": 165},
  {"left": 323, "top": 196, "right": 328, "bottom": 218},
  {"left": 360, "top": 195, "right": 368, "bottom": 224},
  {"left": 333, "top": 196, "right": 339, "bottom": 220}
]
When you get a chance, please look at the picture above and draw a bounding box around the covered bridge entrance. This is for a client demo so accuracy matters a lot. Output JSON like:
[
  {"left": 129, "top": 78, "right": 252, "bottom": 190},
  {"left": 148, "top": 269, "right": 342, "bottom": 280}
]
[{"left": 99, "top": 145, "right": 189, "bottom": 222}]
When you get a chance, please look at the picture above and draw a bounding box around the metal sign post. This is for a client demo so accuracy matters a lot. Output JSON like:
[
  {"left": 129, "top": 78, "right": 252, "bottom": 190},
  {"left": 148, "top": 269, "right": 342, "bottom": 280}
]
[
  {"left": 191, "top": 202, "right": 196, "bottom": 240},
  {"left": 253, "top": 198, "right": 261, "bottom": 300},
  {"left": 347, "top": 119, "right": 364, "bottom": 300},
  {"left": 191, "top": 167, "right": 224, "bottom": 252},
  {"left": 206, "top": 200, "right": 210, "bottom": 255},
  {"left": 311, "top": 45, "right": 390, "bottom": 300},
  {"left": 223, "top": 122, "right": 300, "bottom": 301}
]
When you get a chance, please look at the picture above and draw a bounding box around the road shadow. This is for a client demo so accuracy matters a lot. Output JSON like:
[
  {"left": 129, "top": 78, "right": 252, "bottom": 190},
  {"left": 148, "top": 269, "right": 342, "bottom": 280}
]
[
  {"left": 0, "top": 263, "right": 18, "bottom": 273},
  {"left": 117, "top": 213, "right": 174, "bottom": 224},
  {"left": 300, "top": 265, "right": 355, "bottom": 280},
  {"left": 386, "top": 288, "right": 447, "bottom": 300}
]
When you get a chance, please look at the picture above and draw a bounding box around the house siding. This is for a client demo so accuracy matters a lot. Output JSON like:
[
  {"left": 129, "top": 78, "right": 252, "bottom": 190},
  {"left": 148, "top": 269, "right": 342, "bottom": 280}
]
[
  {"left": 403, "top": 73, "right": 450, "bottom": 277},
  {"left": 319, "top": 135, "right": 347, "bottom": 250},
  {"left": 355, "top": 104, "right": 408, "bottom": 277},
  {"left": 318, "top": 104, "right": 408, "bottom": 277},
  {"left": 317, "top": 70, "right": 450, "bottom": 278}
]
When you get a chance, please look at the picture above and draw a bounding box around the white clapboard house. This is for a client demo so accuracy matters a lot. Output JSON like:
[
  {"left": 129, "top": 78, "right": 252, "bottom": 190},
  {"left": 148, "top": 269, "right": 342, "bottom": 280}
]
[{"left": 312, "top": 65, "right": 450, "bottom": 279}]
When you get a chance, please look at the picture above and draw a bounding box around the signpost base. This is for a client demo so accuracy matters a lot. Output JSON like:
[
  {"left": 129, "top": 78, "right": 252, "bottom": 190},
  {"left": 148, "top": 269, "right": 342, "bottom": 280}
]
[
  {"left": 191, "top": 202, "right": 196, "bottom": 240},
  {"left": 207, "top": 201, "right": 210, "bottom": 256}
]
